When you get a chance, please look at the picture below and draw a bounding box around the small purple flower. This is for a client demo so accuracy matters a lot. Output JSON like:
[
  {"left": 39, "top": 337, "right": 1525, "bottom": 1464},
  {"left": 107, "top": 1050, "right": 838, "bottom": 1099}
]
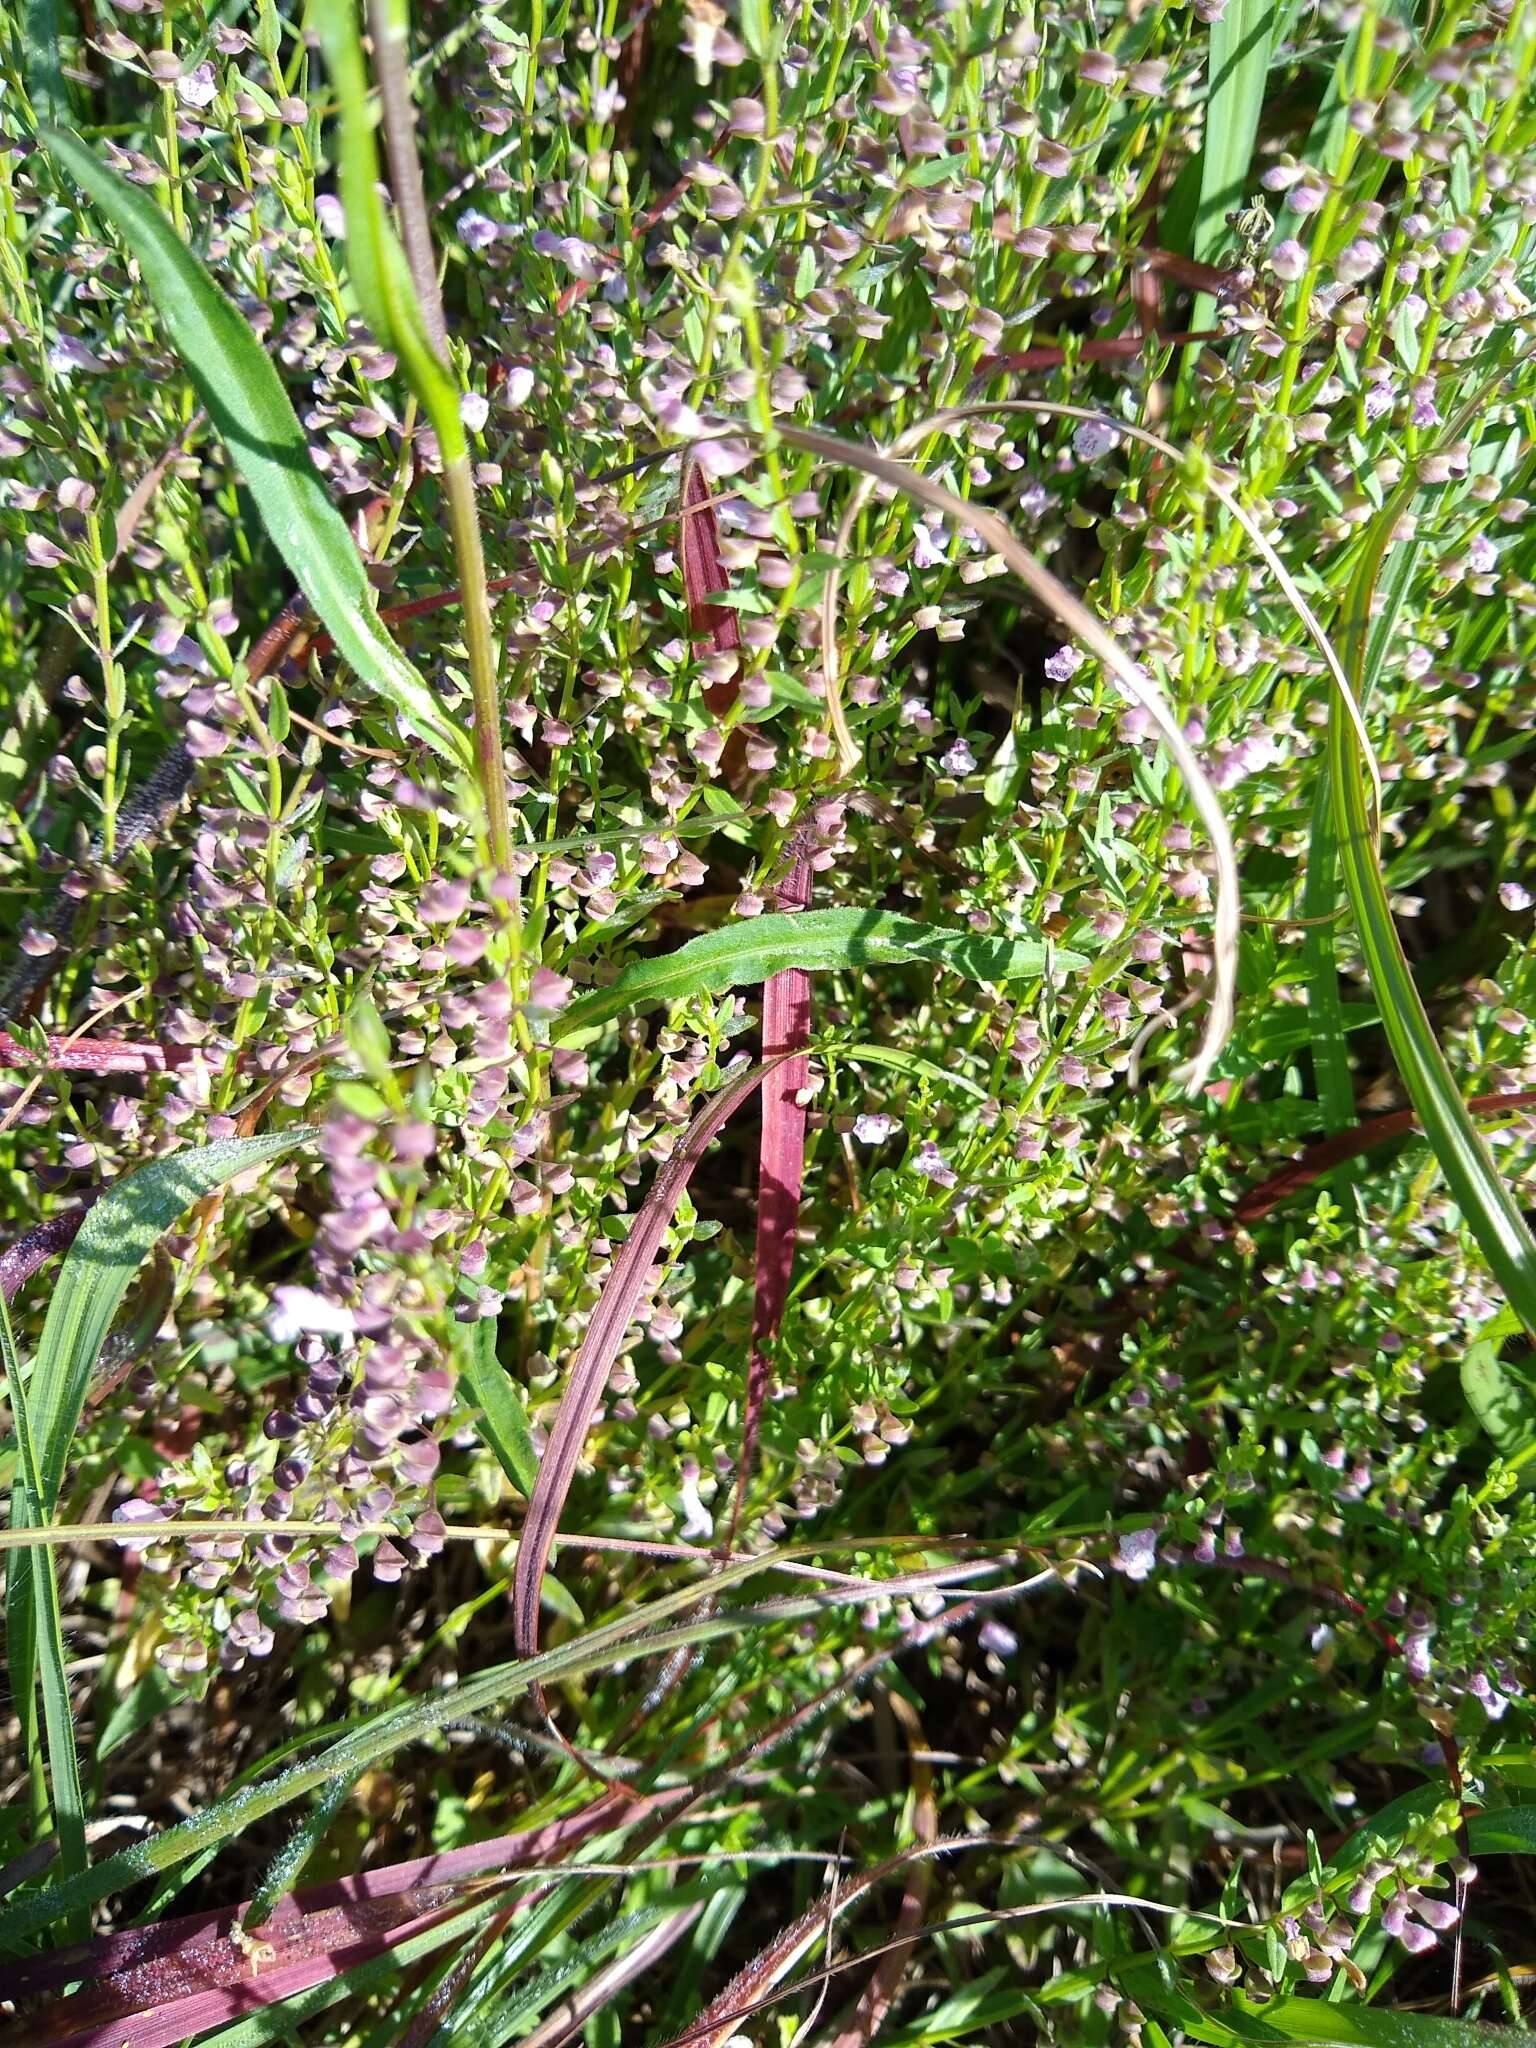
[
  {"left": 1117, "top": 1528, "right": 1159, "bottom": 1581},
  {"left": 458, "top": 209, "right": 501, "bottom": 250},
  {"left": 1402, "top": 1628, "right": 1434, "bottom": 1681},
  {"left": 1072, "top": 419, "right": 1120, "bottom": 464},
  {"left": 913, "top": 1140, "right": 957, "bottom": 1187}
]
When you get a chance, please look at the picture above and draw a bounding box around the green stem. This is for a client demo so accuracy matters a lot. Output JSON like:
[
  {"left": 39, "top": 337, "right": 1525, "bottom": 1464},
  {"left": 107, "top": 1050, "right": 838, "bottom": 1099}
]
[{"left": 442, "top": 452, "right": 512, "bottom": 876}]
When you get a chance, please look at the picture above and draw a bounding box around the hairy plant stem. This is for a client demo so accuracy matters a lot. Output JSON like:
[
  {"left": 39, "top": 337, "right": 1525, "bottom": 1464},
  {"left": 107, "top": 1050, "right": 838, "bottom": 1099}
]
[
  {"left": 443, "top": 450, "right": 513, "bottom": 875},
  {"left": 364, "top": 0, "right": 450, "bottom": 359}
]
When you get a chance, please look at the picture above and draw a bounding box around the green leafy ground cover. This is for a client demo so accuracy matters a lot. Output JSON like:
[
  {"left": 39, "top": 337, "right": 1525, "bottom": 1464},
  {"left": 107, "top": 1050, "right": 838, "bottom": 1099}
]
[{"left": 2, "top": 0, "right": 1536, "bottom": 2037}]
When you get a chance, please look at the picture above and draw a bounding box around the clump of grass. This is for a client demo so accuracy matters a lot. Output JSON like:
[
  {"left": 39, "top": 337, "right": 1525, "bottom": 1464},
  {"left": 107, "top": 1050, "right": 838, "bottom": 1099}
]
[{"left": 2, "top": 0, "right": 1536, "bottom": 2039}]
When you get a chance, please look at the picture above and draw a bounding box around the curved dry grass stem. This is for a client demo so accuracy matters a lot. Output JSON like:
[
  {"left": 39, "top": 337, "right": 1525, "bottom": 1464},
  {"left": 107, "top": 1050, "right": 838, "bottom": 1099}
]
[{"left": 782, "top": 419, "right": 1240, "bottom": 1091}]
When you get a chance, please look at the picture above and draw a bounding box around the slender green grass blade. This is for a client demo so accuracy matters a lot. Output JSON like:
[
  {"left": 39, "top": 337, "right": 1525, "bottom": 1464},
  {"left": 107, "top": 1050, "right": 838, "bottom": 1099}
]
[
  {"left": 0, "top": 1293, "right": 87, "bottom": 1922},
  {"left": 1330, "top": 536, "right": 1536, "bottom": 1336},
  {"left": 27, "top": 1132, "right": 311, "bottom": 1505},
  {"left": 0, "top": 1549, "right": 849, "bottom": 1950},
  {"left": 3, "top": 1133, "right": 310, "bottom": 1889},
  {"left": 555, "top": 909, "right": 1084, "bottom": 1041},
  {"left": 242, "top": 1768, "right": 359, "bottom": 1932},
  {"left": 1301, "top": 773, "right": 1353, "bottom": 1134},
  {"left": 1190, "top": 0, "right": 1282, "bottom": 327},
  {"left": 1305, "top": 515, "right": 1421, "bottom": 1136},
  {"left": 1260, "top": 1998, "right": 1536, "bottom": 2048},
  {"left": 36, "top": 128, "right": 467, "bottom": 772},
  {"left": 459, "top": 1318, "right": 539, "bottom": 1497}
]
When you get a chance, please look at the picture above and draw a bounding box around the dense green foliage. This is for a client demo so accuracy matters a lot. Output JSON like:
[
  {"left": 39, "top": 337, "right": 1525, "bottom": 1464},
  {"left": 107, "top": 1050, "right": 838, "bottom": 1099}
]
[{"left": 1, "top": 0, "right": 1536, "bottom": 2037}]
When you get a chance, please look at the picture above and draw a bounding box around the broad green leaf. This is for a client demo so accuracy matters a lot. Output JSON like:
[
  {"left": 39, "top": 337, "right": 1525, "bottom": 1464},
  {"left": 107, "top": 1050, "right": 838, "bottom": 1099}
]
[
  {"left": 1469, "top": 1807, "right": 1536, "bottom": 1856},
  {"left": 23, "top": 0, "right": 72, "bottom": 124},
  {"left": 1461, "top": 1309, "right": 1536, "bottom": 1466},
  {"left": 459, "top": 1318, "right": 539, "bottom": 1497},
  {"left": 1326, "top": 1785, "right": 1451, "bottom": 1876},
  {"left": 309, "top": 0, "right": 465, "bottom": 460},
  {"left": 37, "top": 127, "right": 467, "bottom": 771},
  {"left": 1259, "top": 1999, "right": 1536, "bottom": 2048},
  {"left": 27, "top": 1132, "right": 310, "bottom": 1504},
  {"left": 555, "top": 910, "right": 1085, "bottom": 1040},
  {"left": 3, "top": 1133, "right": 310, "bottom": 1911}
]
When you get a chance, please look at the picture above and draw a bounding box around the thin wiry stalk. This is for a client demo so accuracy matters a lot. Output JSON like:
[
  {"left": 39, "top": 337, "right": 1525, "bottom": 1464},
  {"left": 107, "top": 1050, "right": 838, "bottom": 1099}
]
[
  {"left": 801, "top": 397, "right": 1377, "bottom": 1092},
  {"left": 441, "top": 450, "right": 513, "bottom": 873},
  {"left": 342, "top": 0, "right": 511, "bottom": 871},
  {"left": 660, "top": 1887, "right": 1228, "bottom": 2048},
  {"left": 827, "top": 1689, "right": 935, "bottom": 2048},
  {"left": 363, "top": 0, "right": 450, "bottom": 361},
  {"left": 783, "top": 418, "right": 1240, "bottom": 1091},
  {"left": 511, "top": 1059, "right": 785, "bottom": 1660}
]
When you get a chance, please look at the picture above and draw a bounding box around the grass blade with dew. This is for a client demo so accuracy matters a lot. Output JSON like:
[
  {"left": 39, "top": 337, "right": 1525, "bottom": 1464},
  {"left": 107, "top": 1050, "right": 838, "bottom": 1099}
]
[
  {"left": 654, "top": 1843, "right": 950, "bottom": 2048},
  {"left": 0, "top": 1289, "right": 88, "bottom": 1925},
  {"left": 36, "top": 129, "right": 467, "bottom": 773},
  {"left": 789, "top": 414, "right": 1242, "bottom": 1090},
  {"left": 240, "top": 1769, "right": 361, "bottom": 1936},
  {"left": 1329, "top": 476, "right": 1536, "bottom": 1338},
  {"left": 0, "top": 1540, "right": 925, "bottom": 1949},
  {"left": 554, "top": 910, "right": 1084, "bottom": 1043},
  {"left": 516, "top": 1905, "right": 704, "bottom": 2048},
  {"left": 1190, "top": 0, "right": 1283, "bottom": 329},
  {"left": 3, "top": 1132, "right": 310, "bottom": 1886},
  {"left": 45, "top": 1897, "right": 492, "bottom": 2048},
  {"left": 511, "top": 1059, "right": 777, "bottom": 1658},
  {"left": 2, "top": 1789, "right": 680, "bottom": 2016},
  {"left": 24, "top": 1132, "right": 310, "bottom": 1506}
]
